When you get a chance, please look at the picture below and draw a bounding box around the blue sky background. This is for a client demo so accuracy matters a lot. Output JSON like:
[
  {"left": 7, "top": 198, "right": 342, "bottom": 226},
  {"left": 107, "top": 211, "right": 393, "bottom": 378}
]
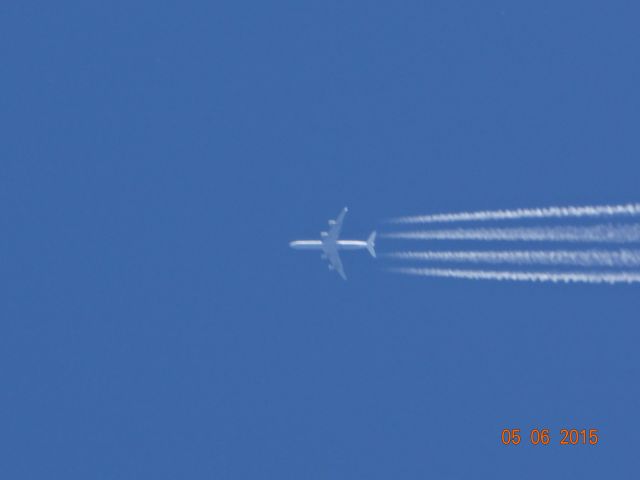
[{"left": 2, "top": 2, "right": 639, "bottom": 478}]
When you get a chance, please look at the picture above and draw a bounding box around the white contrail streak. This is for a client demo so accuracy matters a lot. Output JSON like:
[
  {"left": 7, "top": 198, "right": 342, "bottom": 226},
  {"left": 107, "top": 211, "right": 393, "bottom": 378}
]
[
  {"left": 381, "top": 224, "right": 640, "bottom": 243},
  {"left": 387, "top": 267, "right": 640, "bottom": 284},
  {"left": 389, "top": 203, "right": 640, "bottom": 224},
  {"left": 385, "top": 249, "right": 640, "bottom": 267}
]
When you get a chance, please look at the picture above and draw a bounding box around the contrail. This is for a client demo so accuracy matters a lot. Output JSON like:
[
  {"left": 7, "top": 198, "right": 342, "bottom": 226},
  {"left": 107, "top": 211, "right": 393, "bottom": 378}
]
[
  {"left": 381, "top": 224, "right": 640, "bottom": 243},
  {"left": 387, "top": 267, "right": 640, "bottom": 284},
  {"left": 385, "top": 249, "right": 640, "bottom": 267},
  {"left": 389, "top": 203, "right": 640, "bottom": 224}
]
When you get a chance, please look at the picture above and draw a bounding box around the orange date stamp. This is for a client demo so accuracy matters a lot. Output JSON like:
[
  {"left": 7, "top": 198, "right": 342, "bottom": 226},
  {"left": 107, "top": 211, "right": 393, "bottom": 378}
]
[{"left": 501, "top": 428, "right": 599, "bottom": 446}]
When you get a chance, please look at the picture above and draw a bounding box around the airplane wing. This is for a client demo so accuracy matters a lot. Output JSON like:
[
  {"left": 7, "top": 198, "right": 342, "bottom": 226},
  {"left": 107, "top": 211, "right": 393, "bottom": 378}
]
[
  {"left": 326, "top": 247, "right": 347, "bottom": 280},
  {"left": 326, "top": 207, "right": 348, "bottom": 241}
]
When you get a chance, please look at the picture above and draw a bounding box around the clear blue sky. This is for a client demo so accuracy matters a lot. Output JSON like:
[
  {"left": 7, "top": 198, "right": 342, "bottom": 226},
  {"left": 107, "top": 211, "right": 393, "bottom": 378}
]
[{"left": 2, "top": 2, "right": 639, "bottom": 478}]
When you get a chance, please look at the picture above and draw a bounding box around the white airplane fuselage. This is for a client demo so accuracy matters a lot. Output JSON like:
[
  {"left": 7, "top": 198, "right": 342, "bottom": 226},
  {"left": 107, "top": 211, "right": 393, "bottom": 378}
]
[{"left": 289, "top": 240, "right": 369, "bottom": 251}]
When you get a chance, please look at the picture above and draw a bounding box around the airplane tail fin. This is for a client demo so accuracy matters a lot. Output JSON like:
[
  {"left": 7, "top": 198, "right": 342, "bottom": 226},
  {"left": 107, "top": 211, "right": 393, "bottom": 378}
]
[{"left": 366, "top": 231, "right": 377, "bottom": 258}]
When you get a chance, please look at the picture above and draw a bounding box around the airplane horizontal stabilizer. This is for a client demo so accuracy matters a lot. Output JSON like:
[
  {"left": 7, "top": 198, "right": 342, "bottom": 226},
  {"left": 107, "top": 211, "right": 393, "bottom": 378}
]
[{"left": 366, "top": 231, "right": 377, "bottom": 258}]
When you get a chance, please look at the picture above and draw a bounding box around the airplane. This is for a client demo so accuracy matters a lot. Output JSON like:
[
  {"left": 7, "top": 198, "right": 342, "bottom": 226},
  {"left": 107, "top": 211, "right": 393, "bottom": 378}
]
[{"left": 289, "top": 207, "right": 376, "bottom": 280}]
